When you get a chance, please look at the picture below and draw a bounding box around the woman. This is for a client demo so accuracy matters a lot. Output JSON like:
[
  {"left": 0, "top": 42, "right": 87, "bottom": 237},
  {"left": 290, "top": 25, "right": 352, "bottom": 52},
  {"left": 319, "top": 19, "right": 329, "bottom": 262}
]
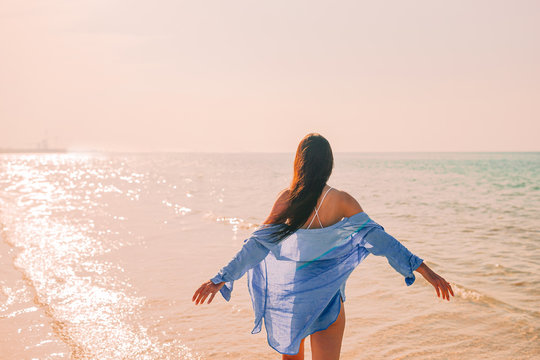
[{"left": 192, "top": 133, "right": 454, "bottom": 360}]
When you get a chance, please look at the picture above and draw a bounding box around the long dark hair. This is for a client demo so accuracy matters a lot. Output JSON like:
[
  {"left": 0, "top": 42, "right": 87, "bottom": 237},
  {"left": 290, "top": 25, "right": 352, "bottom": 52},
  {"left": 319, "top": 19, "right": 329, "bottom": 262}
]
[{"left": 269, "top": 133, "right": 334, "bottom": 242}]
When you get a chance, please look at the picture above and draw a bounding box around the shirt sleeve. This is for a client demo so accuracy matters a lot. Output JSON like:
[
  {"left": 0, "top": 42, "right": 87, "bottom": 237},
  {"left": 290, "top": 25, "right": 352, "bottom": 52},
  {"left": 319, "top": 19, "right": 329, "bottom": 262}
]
[
  {"left": 362, "top": 227, "right": 424, "bottom": 286},
  {"left": 210, "top": 236, "right": 270, "bottom": 301}
]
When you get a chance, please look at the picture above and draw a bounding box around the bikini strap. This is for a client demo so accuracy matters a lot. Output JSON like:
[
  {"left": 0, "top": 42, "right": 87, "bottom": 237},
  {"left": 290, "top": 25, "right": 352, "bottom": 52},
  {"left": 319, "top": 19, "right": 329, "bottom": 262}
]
[
  {"left": 306, "top": 186, "right": 333, "bottom": 229},
  {"left": 317, "top": 186, "right": 333, "bottom": 212}
]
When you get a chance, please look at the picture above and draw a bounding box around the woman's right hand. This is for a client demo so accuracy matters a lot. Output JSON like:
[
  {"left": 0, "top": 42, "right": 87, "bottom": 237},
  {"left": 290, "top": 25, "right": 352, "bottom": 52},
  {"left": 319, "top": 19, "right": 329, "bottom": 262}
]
[{"left": 415, "top": 262, "right": 454, "bottom": 301}]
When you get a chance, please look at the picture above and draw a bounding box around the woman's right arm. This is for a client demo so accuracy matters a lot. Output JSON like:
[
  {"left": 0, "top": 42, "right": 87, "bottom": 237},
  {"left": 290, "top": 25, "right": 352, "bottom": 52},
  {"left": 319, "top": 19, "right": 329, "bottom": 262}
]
[
  {"left": 340, "top": 190, "right": 454, "bottom": 301},
  {"left": 414, "top": 262, "right": 454, "bottom": 301}
]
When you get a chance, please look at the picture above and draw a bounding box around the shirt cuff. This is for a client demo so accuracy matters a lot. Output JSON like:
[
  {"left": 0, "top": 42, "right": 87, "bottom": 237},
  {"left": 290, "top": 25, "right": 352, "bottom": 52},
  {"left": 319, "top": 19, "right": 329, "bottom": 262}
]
[
  {"left": 210, "top": 274, "right": 234, "bottom": 301},
  {"left": 404, "top": 256, "right": 424, "bottom": 286}
]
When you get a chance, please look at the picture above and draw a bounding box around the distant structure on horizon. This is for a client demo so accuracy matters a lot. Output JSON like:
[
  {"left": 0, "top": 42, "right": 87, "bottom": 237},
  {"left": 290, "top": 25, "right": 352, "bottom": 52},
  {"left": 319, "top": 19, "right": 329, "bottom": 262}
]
[{"left": 0, "top": 138, "right": 67, "bottom": 153}]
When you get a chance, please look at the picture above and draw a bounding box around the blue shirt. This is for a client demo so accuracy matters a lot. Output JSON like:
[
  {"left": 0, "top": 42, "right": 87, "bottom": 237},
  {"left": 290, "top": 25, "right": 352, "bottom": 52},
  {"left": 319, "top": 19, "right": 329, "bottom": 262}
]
[{"left": 210, "top": 212, "right": 424, "bottom": 355}]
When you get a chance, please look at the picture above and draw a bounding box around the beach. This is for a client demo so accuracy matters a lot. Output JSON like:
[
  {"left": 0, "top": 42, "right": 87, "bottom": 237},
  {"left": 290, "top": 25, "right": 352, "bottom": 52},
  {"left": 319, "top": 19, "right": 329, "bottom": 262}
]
[{"left": 1, "top": 152, "right": 539, "bottom": 359}]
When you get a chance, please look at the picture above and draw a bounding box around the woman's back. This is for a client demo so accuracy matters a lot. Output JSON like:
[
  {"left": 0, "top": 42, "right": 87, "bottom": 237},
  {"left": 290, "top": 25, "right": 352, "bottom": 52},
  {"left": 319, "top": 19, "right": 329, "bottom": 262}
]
[{"left": 268, "top": 185, "right": 364, "bottom": 229}]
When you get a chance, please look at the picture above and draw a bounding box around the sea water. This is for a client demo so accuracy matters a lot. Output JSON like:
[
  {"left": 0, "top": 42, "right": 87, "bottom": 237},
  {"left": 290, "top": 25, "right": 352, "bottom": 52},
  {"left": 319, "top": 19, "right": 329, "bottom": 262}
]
[{"left": 0, "top": 152, "right": 538, "bottom": 359}]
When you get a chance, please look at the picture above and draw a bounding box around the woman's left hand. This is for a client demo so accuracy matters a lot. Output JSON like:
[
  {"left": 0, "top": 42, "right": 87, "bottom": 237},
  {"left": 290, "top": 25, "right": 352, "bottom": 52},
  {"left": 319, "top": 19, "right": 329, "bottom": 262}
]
[{"left": 192, "top": 280, "right": 225, "bottom": 305}]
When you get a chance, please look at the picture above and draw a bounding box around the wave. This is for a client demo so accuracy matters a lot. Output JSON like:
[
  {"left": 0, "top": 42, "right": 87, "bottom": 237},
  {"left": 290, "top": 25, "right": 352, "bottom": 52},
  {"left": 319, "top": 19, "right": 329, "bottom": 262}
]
[{"left": 451, "top": 282, "right": 539, "bottom": 318}]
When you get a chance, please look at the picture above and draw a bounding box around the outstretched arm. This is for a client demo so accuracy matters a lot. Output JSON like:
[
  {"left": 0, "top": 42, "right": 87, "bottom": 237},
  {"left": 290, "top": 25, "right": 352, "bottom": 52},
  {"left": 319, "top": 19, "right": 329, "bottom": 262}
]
[
  {"left": 342, "top": 191, "right": 454, "bottom": 300},
  {"left": 415, "top": 262, "right": 454, "bottom": 301},
  {"left": 192, "top": 280, "right": 224, "bottom": 305},
  {"left": 192, "top": 236, "right": 270, "bottom": 305},
  {"left": 362, "top": 227, "right": 424, "bottom": 286},
  {"left": 193, "top": 189, "right": 288, "bottom": 305},
  {"left": 362, "top": 226, "right": 455, "bottom": 301},
  {"left": 362, "top": 227, "right": 454, "bottom": 300}
]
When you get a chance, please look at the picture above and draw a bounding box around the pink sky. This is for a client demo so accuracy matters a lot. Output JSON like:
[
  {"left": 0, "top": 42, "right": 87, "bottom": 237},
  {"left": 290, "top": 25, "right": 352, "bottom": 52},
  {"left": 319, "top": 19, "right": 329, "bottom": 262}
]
[{"left": 1, "top": 0, "right": 539, "bottom": 152}]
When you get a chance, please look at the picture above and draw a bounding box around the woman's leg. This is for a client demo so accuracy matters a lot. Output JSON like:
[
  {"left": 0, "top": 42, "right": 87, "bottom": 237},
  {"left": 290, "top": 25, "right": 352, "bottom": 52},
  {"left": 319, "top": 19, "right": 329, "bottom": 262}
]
[
  {"left": 310, "top": 299, "right": 345, "bottom": 360},
  {"left": 282, "top": 337, "right": 305, "bottom": 360}
]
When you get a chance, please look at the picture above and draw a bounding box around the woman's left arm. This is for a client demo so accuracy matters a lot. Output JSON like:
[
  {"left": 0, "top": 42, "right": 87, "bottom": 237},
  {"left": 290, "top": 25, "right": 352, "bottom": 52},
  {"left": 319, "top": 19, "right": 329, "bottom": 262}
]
[
  {"left": 192, "top": 236, "right": 270, "bottom": 305},
  {"left": 192, "top": 189, "right": 289, "bottom": 305},
  {"left": 192, "top": 280, "right": 225, "bottom": 305}
]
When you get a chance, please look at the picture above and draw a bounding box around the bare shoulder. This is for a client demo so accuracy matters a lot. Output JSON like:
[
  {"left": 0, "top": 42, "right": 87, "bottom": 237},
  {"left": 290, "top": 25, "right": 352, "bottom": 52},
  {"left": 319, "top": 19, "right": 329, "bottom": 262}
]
[
  {"left": 333, "top": 188, "right": 364, "bottom": 217},
  {"left": 262, "top": 188, "right": 290, "bottom": 224}
]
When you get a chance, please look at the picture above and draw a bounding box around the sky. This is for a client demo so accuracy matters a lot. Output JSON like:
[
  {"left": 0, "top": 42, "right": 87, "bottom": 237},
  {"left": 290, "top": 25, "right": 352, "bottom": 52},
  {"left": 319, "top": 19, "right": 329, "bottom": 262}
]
[{"left": 1, "top": 0, "right": 539, "bottom": 152}]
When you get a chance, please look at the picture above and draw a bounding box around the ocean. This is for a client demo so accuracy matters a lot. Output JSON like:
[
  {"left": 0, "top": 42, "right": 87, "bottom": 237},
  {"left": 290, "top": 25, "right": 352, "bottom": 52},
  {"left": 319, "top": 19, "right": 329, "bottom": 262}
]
[{"left": 0, "top": 152, "right": 538, "bottom": 359}]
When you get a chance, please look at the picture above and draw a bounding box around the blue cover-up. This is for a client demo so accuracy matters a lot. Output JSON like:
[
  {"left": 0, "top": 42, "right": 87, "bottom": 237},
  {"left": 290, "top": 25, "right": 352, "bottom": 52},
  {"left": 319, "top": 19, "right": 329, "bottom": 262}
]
[{"left": 210, "top": 211, "right": 423, "bottom": 355}]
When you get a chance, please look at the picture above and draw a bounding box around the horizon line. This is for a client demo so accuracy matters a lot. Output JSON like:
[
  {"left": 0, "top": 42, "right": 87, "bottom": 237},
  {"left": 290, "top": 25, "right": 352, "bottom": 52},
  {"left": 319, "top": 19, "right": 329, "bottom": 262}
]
[{"left": 3, "top": 149, "right": 537, "bottom": 154}]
